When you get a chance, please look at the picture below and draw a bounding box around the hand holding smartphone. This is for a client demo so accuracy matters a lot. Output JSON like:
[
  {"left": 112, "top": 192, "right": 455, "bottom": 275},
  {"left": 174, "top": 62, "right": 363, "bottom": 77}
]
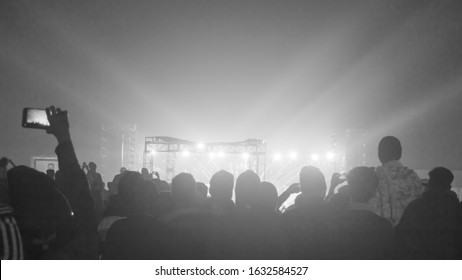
[{"left": 23, "top": 106, "right": 71, "bottom": 144}]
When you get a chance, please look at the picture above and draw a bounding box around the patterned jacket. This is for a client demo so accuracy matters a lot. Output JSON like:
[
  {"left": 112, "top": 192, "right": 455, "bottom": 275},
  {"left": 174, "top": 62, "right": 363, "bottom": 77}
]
[
  {"left": 0, "top": 204, "right": 24, "bottom": 259},
  {"left": 370, "top": 160, "right": 423, "bottom": 226}
]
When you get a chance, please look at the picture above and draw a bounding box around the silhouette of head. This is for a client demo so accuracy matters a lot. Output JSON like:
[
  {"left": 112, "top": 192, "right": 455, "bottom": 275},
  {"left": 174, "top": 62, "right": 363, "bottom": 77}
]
[
  {"left": 7, "top": 166, "right": 74, "bottom": 259},
  {"left": 155, "top": 179, "right": 170, "bottom": 192},
  {"left": 88, "top": 162, "right": 97, "bottom": 172},
  {"left": 47, "top": 163, "right": 55, "bottom": 170},
  {"left": 140, "top": 180, "right": 159, "bottom": 215},
  {"left": 257, "top": 181, "right": 278, "bottom": 211},
  {"left": 347, "top": 166, "right": 379, "bottom": 203},
  {"left": 46, "top": 169, "right": 55, "bottom": 180},
  {"left": 196, "top": 182, "right": 208, "bottom": 198},
  {"left": 299, "top": 166, "right": 327, "bottom": 199},
  {"left": 171, "top": 173, "right": 196, "bottom": 207},
  {"left": 117, "top": 171, "right": 145, "bottom": 213},
  {"left": 378, "top": 136, "right": 402, "bottom": 164},
  {"left": 235, "top": 170, "right": 261, "bottom": 208},
  {"left": 120, "top": 167, "right": 127, "bottom": 173},
  {"left": 141, "top": 168, "right": 151, "bottom": 180},
  {"left": 428, "top": 167, "right": 453, "bottom": 192},
  {"left": 209, "top": 170, "right": 234, "bottom": 199}
]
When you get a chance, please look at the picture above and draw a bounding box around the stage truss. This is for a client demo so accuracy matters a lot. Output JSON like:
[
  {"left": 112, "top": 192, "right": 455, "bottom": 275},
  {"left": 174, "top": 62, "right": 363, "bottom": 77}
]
[{"left": 143, "top": 137, "right": 266, "bottom": 182}]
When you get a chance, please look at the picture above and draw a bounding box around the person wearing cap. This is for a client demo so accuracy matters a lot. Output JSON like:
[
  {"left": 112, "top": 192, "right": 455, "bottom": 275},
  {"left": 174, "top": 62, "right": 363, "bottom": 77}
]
[{"left": 395, "top": 167, "right": 462, "bottom": 259}]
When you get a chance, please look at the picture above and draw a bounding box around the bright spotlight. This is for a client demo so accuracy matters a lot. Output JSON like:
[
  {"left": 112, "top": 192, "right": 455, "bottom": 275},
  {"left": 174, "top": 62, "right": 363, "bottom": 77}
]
[
  {"left": 289, "top": 151, "right": 298, "bottom": 160},
  {"left": 150, "top": 150, "right": 156, "bottom": 155},
  {"left": 208, "top": 152, "right": 216, "bottom": 159},
  {"left": 242, "top": 152, "right": 250, "bottom": 159},
  {"left": 273, "top": 153, "right": 282, "bottom": 161},
  {"left": 218, "top": 151, "right": 225, "bottom": 158},
  {"left": 326, "top": 151, "right": 336, "bottom": 161},
  {"left": 197, "top": 143, "right": 205, "bottom": 150},
  {"left": 182, "top": 150, "right": 191, "bottom": 157},
  {"left": 311, "top": 153, "right": 320, "bottom": 161}
]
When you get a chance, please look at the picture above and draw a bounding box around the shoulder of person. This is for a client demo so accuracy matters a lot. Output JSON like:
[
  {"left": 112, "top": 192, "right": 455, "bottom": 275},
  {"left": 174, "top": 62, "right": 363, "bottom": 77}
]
[
  {"left": 402, "top": 198, "right": 424, "bottom": 216},
  {"left": 375, "top": 214, "right": 393, "bottom": 229},
  {"left": 401, "top": 166, "right": 420, "bottom": 179}
]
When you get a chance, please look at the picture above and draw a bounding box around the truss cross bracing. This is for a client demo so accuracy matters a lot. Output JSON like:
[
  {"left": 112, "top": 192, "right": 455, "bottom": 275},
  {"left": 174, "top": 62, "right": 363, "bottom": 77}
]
[{"left": 143, "top": 137, "right": 266, "bottom": 182}]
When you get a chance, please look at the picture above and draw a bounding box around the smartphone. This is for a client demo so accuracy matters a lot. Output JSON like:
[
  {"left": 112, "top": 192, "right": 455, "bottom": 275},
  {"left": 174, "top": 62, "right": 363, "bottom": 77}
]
[{"left": 22, "top": 108, "right": 50, "bottom": 129}]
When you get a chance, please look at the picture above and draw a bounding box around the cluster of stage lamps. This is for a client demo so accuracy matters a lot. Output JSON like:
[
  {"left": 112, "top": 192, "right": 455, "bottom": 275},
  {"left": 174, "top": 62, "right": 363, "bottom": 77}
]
[{"left": 149, "top": 143, "right": 339, "bottom": 164}]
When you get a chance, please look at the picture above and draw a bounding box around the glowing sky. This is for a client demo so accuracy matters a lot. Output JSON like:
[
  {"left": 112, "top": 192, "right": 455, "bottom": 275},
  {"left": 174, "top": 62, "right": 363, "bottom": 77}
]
[{"left": 1, "top": 0, "right": 462, "bottom": 172}]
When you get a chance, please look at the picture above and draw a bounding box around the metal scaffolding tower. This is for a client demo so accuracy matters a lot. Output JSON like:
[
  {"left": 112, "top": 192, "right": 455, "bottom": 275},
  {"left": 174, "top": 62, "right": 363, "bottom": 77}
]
[
  {"left": 331, "top": 129, "right": 368, "bottom": 171},
  {"left": 100, "top": 124, "right": 137, "bottom": 181}
]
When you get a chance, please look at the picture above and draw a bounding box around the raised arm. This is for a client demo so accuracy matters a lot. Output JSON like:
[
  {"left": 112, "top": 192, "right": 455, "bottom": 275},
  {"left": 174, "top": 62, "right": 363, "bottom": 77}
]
[
  {"left": 325, "top": 172, "right": 346, "bottom": 202},
  {"left": 277, "top": 183, "right": 301, "bottom": 210},
  {"left": 46, "top": 106, "right": 99, "bottom": 259}
]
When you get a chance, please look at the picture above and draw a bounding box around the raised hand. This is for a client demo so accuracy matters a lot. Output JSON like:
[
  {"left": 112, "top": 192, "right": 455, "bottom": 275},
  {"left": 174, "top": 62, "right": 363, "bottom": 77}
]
[
  {"left": 286, "top": 183, "right": 301, "bottom": 194},
  {"left": 82, "top": 162, "right": 89, "bottom": 172},
  {"left": 329, "top": 172, "right": 347, "bottom": 194},
  {"left": 46, "top": 106, "right": 71, "bottom": 143}
]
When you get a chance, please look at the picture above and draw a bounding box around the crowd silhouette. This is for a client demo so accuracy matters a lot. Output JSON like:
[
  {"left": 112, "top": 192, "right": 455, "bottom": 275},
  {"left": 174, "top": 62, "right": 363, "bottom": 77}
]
[{"left": 1, "top": 106, "right": 461, "bottom": 260}]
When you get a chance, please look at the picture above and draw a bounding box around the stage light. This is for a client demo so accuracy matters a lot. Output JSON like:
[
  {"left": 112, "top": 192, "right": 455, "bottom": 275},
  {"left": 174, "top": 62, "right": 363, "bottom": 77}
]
[
  {"left": 242, "top": 152, "right": 250, "bottom": 159},
  {"left": 326, "top": 151, "right": 336, "bottom": 161},
  {"left": 218, "top": 151, "right": 225, "bottom": 158},
  {"left": 289, "top": 151, "right": 298, "bottom": 160},
  {"left": 273, "top": 153, "right": 282, "bottom": 161},
  {"left": 150, "top": 150, "right": 156, "bottom": 155},
  {"left": 208, "top": 152, "right": 216, "bottom": 159},
  {"left": 311, "top": 153, "right": 320, "bottom": 161},
  {"left": 182, "top": 150, "right": 191, "bottom": 157},
  {"left": 197, "top": 143, "right": 205, "bottom": 150}
]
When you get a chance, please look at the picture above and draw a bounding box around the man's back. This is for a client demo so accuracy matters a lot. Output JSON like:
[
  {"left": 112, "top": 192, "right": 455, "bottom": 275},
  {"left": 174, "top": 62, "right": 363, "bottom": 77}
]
[
  {"left": 102, "top": 215, "right": 166, "bottom": 259},
  {"left": 331, "top": 208, "right": 392, "bottom": 259},
  {"left": 371, "top": 160, "right": 422, "bottom": 225},
  {"left": 203, "top": 196, "right": 234, "bottom": 216},
  {"left": 395, "top": 190, "right": 461, "bottom": 259},
  {"left": 210, "top": 207, "right": 287, "bottom": 259},
  {"left": 87, "top": 171, "right": 104, "bottom": 190},
  {"left": 161, "top": 208, "right": 218, "bottom": 259},
  {"left": 108, "top": 173, "right": 122, "bottom": 196},
  {"left": 282, "top": 200, "right": 333, "bottom": 259}
]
